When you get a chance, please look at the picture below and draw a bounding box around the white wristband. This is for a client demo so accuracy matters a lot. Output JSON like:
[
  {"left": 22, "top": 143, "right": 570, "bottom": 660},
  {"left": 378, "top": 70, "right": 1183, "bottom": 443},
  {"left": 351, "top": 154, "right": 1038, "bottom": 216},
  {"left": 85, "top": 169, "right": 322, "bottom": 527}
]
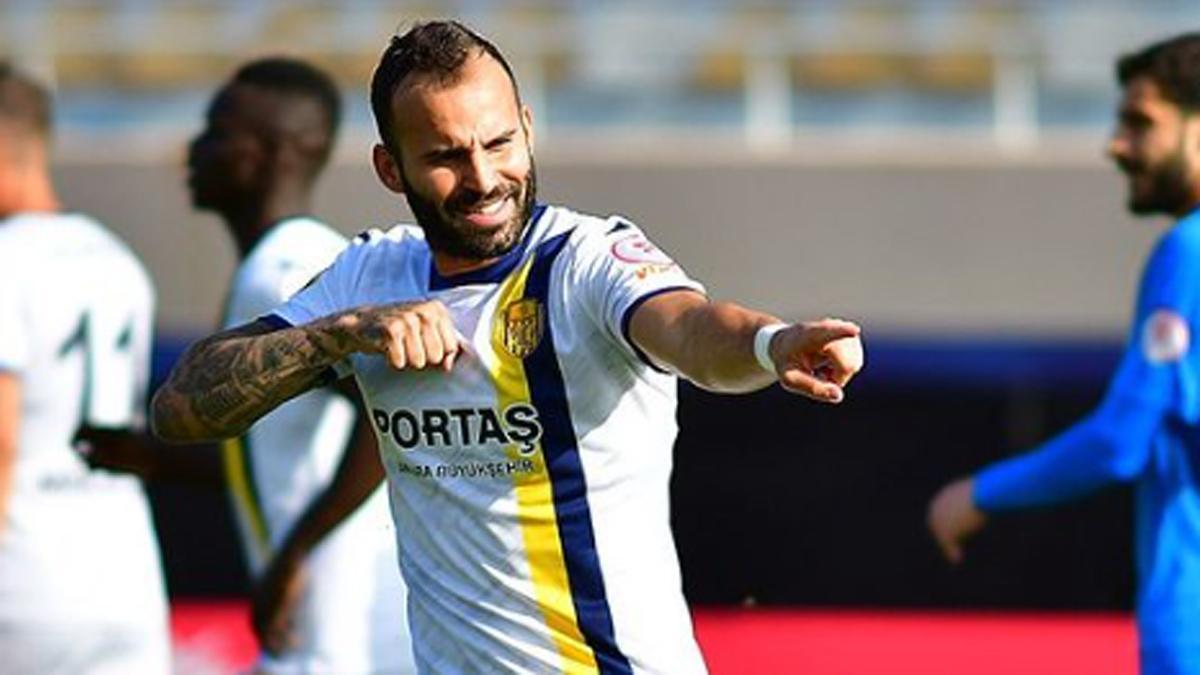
[{"left": 753, "top": 323, "right": 788, "bottom": 373}]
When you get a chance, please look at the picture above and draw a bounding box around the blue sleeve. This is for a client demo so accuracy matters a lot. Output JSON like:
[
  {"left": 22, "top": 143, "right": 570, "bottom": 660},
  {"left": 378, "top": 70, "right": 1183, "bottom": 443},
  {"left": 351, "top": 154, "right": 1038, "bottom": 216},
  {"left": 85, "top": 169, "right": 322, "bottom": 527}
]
[
  {"left": 975, "top": 225, "right": 1200, "bottom": 512},
  {"left": 974, "top": 391, "right": 1158, "bottom": 511}
]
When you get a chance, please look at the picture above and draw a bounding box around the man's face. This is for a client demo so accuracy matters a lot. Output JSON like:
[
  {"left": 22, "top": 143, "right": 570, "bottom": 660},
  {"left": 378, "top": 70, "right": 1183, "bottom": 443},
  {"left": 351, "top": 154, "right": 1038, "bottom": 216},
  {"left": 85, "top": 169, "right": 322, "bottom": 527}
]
[
  {"left": 386, "top": 53, "right": 536, "bottom": 261},
  {"left": 186, "top": 84, "right": 268, "bottom": 211},
  {"left": 1108, "top": 77, "right": 1200, "bottom": 216}
]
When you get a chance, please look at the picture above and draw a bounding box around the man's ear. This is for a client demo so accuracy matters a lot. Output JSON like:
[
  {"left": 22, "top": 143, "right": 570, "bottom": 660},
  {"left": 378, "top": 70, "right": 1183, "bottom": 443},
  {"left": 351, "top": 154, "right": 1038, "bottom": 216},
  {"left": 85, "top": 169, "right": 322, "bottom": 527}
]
[
  {"left": 521, "top": 103, "right": 535, "bottom": 150},
  {"left": 237, "top": 137, "right": 271, "bottom": 188},
  {"left": 372, "top": 143, "right": 405, "bottom": 194}
]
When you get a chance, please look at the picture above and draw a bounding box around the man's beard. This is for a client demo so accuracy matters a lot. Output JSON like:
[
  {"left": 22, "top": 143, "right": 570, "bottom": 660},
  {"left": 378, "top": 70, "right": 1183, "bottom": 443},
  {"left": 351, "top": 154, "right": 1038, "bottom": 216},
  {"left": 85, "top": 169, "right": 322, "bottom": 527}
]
[
  {"left": 403, "top": 157, "right": 538, "bottom": 261},
  {"left": 1125, "top": 150, "right": 1192, "bottom": 216}
]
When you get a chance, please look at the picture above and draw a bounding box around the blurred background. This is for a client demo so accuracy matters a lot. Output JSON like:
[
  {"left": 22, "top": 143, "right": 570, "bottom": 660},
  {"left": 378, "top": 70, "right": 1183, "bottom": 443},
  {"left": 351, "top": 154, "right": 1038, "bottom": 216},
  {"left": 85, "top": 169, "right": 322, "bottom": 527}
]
[{"left": 8, "top": 1, "right": 1198, "bottom": 672}]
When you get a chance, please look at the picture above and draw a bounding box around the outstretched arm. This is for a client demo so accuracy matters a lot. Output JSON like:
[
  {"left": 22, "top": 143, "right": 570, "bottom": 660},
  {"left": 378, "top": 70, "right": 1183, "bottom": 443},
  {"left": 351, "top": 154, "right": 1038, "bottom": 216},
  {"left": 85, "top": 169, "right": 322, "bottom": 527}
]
[
  {"left": 75, "top": 425, "right": 224, "bottom": 487},
  {"left": 151, "top": 301, "right": 460, "bottom": 442},
  {"left": 627, "top": 289, "right": 863, "bottom": 400},
  {"left": 928, "top": 391, "right": 1160, "bottom": 564}
]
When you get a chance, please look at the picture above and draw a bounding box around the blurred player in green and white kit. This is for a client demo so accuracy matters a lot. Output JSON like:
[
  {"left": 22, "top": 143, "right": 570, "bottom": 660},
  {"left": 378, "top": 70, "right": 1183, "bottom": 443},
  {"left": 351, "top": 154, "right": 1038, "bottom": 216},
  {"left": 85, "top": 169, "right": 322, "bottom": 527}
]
[
  {"left": 186, "top": 58, "right": 415, "bottom": 674},
  {"left": 0, "top": 63, "right": 170, "bottom": 674}
]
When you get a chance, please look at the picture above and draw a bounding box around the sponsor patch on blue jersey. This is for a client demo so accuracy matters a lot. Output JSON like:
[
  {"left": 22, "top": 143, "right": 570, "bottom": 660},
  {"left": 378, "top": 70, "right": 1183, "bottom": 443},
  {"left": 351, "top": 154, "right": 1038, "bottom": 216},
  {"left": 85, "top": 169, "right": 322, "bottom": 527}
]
[{"left": 1141, "top": 308, "right": 1190, "bottom": 364}]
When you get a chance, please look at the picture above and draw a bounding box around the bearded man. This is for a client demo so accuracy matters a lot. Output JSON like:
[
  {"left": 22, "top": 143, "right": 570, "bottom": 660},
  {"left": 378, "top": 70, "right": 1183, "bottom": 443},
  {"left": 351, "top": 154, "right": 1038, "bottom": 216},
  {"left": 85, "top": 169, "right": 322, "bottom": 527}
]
[
  {"left": 929, "top": 31, "right": 1200, "bottom": 675},
  {"left": 153, "top": 20, "right": 863, "bottom": 674}
]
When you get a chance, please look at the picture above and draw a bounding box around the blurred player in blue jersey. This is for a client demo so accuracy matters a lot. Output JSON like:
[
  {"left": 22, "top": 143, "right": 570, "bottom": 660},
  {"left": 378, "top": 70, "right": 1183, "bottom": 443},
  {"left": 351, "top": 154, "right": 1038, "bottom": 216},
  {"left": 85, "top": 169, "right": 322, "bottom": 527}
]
[
  {"left": 186, "top": 58, "right": 416, "bottom": 673},
  {"left": 928, "top": 32, "right": 1200, "bottom": 675}
]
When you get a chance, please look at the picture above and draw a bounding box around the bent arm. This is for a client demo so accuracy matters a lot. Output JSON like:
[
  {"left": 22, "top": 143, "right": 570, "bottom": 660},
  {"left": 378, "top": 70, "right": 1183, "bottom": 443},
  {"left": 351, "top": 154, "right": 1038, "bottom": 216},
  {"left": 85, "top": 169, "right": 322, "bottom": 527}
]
[
  {"left": 252, "top": 387, "right": 385, "bottom": 651},
  {"left": 271, "top": 406, "right": 384, "bottom": 565},
  {"left": 77, "top": 425, "right": 224, "bottom": 488},
  {"left": 152, "top": 300, "right": 461, "bottom": 443},
  {"left": 150, "top": 318, "right": 348, "bottom": 442},
  {"left": 974, "top": 392, "right": 1159, "bottom": 512}
]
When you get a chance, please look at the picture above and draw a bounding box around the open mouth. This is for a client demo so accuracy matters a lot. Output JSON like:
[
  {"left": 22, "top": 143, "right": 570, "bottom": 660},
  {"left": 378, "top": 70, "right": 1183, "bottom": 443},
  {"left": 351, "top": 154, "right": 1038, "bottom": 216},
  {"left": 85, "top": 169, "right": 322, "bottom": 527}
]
[{"left": 458, "top": 194, "right": 514, "bottom": 228}]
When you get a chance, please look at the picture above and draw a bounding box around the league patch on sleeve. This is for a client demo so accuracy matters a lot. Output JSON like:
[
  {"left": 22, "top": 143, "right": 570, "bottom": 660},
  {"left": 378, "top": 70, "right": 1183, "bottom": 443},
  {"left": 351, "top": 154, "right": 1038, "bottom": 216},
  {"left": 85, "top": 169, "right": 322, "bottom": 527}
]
[
  {"left": 610, "top": 234, "right": 676, "bottom": 266},
  {"left": 1141, "top": 309, "right": 1191, "bottom": 364}
]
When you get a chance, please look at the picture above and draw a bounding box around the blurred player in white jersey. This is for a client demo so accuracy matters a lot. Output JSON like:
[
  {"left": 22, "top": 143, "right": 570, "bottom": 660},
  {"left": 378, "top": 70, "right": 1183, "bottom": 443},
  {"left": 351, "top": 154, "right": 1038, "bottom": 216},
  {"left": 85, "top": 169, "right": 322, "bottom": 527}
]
[
  {"left": 187, "top": 58, "right": 415, "bottom": 674},
  {"left": 154, "top": 22, "right": 864, "bottom": 674},
  {"left": 0, "top": 62, "right": 170, "bottom": 674}
]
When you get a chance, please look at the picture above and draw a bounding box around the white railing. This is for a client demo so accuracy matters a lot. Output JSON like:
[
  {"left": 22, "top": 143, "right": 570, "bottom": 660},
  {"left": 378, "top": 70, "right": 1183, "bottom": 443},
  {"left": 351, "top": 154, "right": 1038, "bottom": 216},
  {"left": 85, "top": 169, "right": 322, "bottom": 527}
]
[{"left": 1, "top": 1, "right": 1195, "bottom": 157}]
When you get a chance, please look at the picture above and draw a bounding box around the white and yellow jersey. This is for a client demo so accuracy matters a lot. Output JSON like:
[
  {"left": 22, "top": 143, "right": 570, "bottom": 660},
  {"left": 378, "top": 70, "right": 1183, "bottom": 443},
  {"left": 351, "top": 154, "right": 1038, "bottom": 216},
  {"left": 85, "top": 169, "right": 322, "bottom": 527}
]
[
  {"left": 270, "top": 205, "right": 709, "bottom": 674},
  {"left": 223, "top": 216, "right": 415, "bottom": 674},
  {"left": 0, "top": 212, "right": 169, "bottom": 674}
]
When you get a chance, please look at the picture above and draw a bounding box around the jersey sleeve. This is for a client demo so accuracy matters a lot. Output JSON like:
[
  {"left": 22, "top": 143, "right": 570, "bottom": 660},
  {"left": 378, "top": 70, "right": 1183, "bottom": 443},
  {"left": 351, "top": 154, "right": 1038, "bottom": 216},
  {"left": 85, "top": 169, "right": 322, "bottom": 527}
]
[
  {"left": 1107, "top": 228, "right": 1200, "bottom": 423},
  {"left": 265, "top": 231, "right": 377, "bottom": 379},
  {"left": 973, "top": 392, "right": 1159, "bottom": 511},
  {"left": 0, "top": 258, "right": 30, "bottom": 374},
  {"left": 974, "top": 228, "right": 1200, "bottom": 512},
  {"left": 569, "top": 216, "right": 706, "bottom": 369}
]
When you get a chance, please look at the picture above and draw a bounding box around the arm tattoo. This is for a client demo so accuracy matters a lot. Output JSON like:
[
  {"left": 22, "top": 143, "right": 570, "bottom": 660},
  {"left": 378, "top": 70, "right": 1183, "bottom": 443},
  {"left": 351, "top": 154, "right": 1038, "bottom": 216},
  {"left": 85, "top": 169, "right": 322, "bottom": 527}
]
[{"left": 153, "top": 320, "right": 339, "bottom": 440}]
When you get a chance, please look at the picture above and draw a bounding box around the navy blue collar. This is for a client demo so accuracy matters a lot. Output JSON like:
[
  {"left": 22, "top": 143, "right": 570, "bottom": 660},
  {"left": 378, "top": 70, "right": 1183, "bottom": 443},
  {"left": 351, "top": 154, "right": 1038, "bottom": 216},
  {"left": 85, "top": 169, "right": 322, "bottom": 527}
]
[{"left": 428, "top": 203, "right": 548, "bottom": 290}]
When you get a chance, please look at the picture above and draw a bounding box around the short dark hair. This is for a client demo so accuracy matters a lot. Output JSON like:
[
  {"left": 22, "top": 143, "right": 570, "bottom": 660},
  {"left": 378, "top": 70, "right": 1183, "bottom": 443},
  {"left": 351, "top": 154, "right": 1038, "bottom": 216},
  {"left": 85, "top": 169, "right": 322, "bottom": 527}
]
[
  {"left": 232, "top": 57, "right": 342, "bottom": 142},
  {"left": 370, "top": 20, "right": 520, "bottom": 152},
  {"left": 1117, "top": 32, "right": 1200, "bottom": 110},
  {"left": 0, "top": 62, "right": 51, "bottom": 136}
]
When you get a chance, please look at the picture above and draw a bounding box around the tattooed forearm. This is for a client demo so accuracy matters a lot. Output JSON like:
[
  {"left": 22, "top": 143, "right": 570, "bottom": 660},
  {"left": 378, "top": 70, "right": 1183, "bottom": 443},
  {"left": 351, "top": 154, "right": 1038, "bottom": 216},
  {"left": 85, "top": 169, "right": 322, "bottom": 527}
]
[
  {"left": 151, "top": 319, "right": 342, "bottom": 442},
  {"left": 152, "top": 300, "right": 459, "bottom": 441}
]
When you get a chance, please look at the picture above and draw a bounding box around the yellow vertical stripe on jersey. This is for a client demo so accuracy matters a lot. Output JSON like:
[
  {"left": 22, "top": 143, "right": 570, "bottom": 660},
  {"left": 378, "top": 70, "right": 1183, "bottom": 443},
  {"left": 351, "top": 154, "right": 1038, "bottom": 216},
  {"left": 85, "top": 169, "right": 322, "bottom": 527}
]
[
  {"left": 221, "top": 437, "right": 270, "bottom": 569},
  {"left": 489, "top": 256, "right": 598, "bottom": 674}
]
